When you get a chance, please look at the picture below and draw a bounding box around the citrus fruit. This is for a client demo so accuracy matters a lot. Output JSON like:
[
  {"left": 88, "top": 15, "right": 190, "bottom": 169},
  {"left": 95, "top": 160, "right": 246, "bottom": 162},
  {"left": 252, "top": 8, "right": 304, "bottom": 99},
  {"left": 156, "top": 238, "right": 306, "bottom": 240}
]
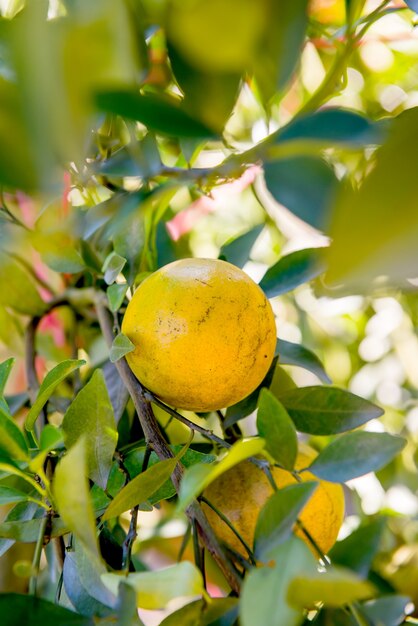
[
  {"left": 202, "top": 444, "right": 345, "bottom": 557},
  {"left": 121, "top": 258, "right": 276, "bottom": 411}
]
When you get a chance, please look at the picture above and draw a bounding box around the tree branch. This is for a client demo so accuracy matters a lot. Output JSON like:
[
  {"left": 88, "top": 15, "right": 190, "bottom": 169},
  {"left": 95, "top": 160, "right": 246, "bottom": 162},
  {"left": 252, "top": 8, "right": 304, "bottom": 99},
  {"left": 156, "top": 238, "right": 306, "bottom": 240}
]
[{"left": 94, "top": 295, "right": 242, "bottom": 593}]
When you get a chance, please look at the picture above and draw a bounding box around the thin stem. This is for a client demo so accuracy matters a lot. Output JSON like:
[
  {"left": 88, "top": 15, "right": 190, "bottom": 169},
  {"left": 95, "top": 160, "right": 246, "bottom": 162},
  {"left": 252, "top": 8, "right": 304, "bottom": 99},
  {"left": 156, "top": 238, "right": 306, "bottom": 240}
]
[
  {"left": 192, "top": 518, "right": 206, "bottom": 587},
  {"left": 295, "top": 520, "right": 330, "bottom": 565},
  {"left": 262, "top": 465, "right": 279, "bottom": 492},
  {"left": 0, "top": 190, "right": 30, "bottom": 230},
  {"left": 144, "top": 391, "right": 230, "bottom": 450},
  {"left": 25, "top": 316, "right": 42, "bottom": 405},
  {"left": 122, "top": 506, "right": 139, "bottom": 573},
  {"left": 29, "top": 514, "right": 48, "bottom": 596},
  {"left": 95, "top": 295, "right": 242, "bottom": 593},
  {"left": 8, "top": 252, "right": 56, "bottom": 296},
  {"left": 348, "top": 602, "right": 371, "bottom": 626},
  {"left": 177, "top": 522, "right": 192, "bottom": 562},
  {"left": 200, "top": 496, "right": 256, "bottom": 565},
  {"left": 55, "top": 571, "right": 64, "bottom": 604}
]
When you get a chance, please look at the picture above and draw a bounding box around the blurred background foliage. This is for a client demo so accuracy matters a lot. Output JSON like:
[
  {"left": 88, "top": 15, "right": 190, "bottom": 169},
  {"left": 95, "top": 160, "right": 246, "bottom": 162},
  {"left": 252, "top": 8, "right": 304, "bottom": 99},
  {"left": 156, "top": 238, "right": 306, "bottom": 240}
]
[{"left": 0, "top": 0, "right": 417, "bottom": 624}]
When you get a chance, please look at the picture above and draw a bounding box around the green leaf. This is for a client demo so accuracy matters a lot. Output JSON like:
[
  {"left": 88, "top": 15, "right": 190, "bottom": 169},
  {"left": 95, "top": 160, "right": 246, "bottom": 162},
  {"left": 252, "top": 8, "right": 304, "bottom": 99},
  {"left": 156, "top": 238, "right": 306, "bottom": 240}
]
[
  {"left": 107, "top": 283, "right": 128, "bottom": 312},
  {"left": 159, "top": 598, "right": 239, "bottom": 626},
  {"left": 102, "top": 252, "right": 127, "bottom": 285},
  {"left": 96, "top": 91, "right": 215, "bottom": 138},
  {"left": 0, "top": 78, "right": 38, "bottom": 190},
  {"left": 122, "top": 445, "right": 216, "bottom": 505},
  {"left": 0, "top": 407, "right": 29, "bottom": 461},
  {"left": 277, "top": 339, "right": 331, "bottom": 384},
  {"left": 109, "top": 333, "right": 135, "bottom": 363},
  {"left": 62, "top": 370, "right": 118, "bottom": 489},
  {"left": 280, "top": 386, "right": 384, "bottom": 435},
  {"left": 256, "top": 388, "right": 297, "bottom": 469},
  {"left": 263, "top": 157, "right": 338, "bottom": 230},
  {"left": 361, "top": 595, "right": 411, "bottom": 626},
  {"left": 326, "top": 106, "right": 418, "bottom": 290},
  {"left": 177, "top": 438, "right": 265, "bottom": 511},
  {"left": 5, "top": 0, "right": 140, "bottom": 191},
  {"left": 0, "top": 517, "right": 67, "bottom": 542},
  {"left": 276, "top": 108, "right": 385, "bottom": 148},
  {"left": 240, "top": 537, "right": 317, "bottom": 626},
  {"left": 0, "top": 358, "right": 14, "bottom": 397},
  {"left": 63, "top": 541, "right": 116, "bottom": 617},
  {"left": 254, "top": 482, "right": 318, "bottom": 560},
  {"left": 167, "top": 0, "right": 265, "bottom": 73},
  {"left": 220, "top": 224, "right": 264, "bottom": 269},
  {"left": 39, "top": 424, "right": 64, "bottom": 452},
  {"left": 0, "top": 501, "right": 38, "bottom": 557},
  {"left": 287, "top": 567, "right": 375, "bottom": 608},
  {"left": 168, "top": 43, "right": 241, "bottom": 133},
  {"left": 102, "top": 457, "right": 177, "bottom": 521},
  {"left": 329, "top": 518, "right": 386, "bottom": 577},
  {"left": 308, "top": 431, "right": 407, "bottom": 483},
  {"left": 0, "top": 253, "right": 46, "bottom": 316},
  {"left": 114, "top": 583, "right": 146, "bottom": 626},
  {"left": 253, "top": 0, "right": 309, "bottom": 101},
  {"left": 259, "top": 248, "right": 326, "bottom": 298},
  {"left": 53, "top": 437, "right": 100, "bottom": 559},
  {"left": 101, "top": 562, "right": 204, "bottom": 610},
  {"left": 0, "top": 486, "right": 33, "bottom": 505},
  {"left": 0, "top": 593, "right": 94, "bottom": 626},
  {"left": 25, "top": 359, "right": 85, "bottom": 433}
]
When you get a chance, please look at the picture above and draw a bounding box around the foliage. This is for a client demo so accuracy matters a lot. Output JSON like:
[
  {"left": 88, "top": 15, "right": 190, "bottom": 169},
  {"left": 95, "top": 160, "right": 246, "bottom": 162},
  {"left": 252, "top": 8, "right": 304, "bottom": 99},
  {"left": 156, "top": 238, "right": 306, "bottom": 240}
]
[{"left": 0, "top": 0, "right": 417, "bottom": 625}]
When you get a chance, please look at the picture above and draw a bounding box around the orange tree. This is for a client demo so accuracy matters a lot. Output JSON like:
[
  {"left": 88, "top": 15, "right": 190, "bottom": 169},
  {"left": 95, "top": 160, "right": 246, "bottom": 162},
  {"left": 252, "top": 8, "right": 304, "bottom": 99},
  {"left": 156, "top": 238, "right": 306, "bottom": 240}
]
[{"left": 0, "top": 1, "right": 417, "bottom": 624}]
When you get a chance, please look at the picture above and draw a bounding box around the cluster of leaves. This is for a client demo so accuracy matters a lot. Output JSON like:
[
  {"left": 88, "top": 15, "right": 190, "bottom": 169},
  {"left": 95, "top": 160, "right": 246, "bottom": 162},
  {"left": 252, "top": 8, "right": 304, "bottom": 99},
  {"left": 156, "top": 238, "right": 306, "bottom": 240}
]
[{"left": 0, "top": 0, "right": 417, "bottom": 625}]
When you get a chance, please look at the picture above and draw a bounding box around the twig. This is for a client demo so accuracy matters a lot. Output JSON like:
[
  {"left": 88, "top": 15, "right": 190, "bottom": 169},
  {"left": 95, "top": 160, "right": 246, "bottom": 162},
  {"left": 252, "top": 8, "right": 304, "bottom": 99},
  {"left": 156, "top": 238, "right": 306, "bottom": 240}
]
[
  {"left": 25, "top": 316, "right": 42, "bottom": 405},
  {"left": 144, "top": 391, "right": 231, "bottom": 450},
  {"left": 8, "top": 252, "right": 56, "bottom": 296},
  {"left": 95, "top": 295, "right": 242, "bottom": 593},
  {"left": 295, "top": 520, "right": 331, "bottom": 565},
  {"left": 0, "top": 190, "right": 30, "bottom": 230},
  {"left": 177, "top": 522, "right": 192, "bottom": 562},
  {"left": 122, "top": 506, "right": 139, "bottom": 572},
  {"left": 192, "top": 518, "right": 206, "bottom": 588},
  {"left": 29, "top": 514, "right": 48, "bottom": 596}
]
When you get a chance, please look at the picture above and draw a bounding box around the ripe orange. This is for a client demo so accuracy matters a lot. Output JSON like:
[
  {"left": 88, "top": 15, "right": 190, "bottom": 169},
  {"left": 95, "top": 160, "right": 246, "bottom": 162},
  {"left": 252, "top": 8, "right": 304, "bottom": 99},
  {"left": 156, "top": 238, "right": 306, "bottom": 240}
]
[
  {"left": 202, "top": 444, "right": 345, "bottom": 557},
  {"left": 121, "top": 258, "right": 276, "bottom": 411}
]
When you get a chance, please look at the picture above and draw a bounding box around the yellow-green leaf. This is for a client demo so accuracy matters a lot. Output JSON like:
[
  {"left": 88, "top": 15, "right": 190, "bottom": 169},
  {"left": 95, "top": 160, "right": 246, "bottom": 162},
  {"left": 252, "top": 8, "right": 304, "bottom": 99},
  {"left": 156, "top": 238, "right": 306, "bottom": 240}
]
[
  {"left": 25, "top": 359, "right": 85, "bottom": 433},
  {"left": 62, "top": 369, "right": 118, "bottom": 489},
  {"left": 287, "top": 567, "right": 376, "bottom": 609},
  {"left": 53, "top": 438, "right": 100, "bottom": 559},
  {"left": 177, "top": 438, "right": 265, "bottom": 511},
  {"left": 101, "top": 562, "right": 203, "bottom": 610}
]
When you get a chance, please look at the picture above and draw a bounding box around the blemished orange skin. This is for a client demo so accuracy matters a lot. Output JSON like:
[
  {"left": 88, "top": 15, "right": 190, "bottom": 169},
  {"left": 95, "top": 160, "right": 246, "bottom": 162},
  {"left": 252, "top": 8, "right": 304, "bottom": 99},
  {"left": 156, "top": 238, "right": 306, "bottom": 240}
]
[
  {"left": 202, "top": 444, "right": 345, "bottom": 557},
  {"left": 121, "top": 258, "right": 277, "bottom": 411}
]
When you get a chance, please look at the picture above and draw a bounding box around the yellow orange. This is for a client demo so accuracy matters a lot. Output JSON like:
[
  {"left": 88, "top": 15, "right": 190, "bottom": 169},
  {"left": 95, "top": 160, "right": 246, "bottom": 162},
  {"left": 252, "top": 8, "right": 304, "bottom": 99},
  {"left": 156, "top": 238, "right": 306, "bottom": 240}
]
[
  {"left": 202, "top": 444, "right": 345, "bottom": 557},
  {"left": 121, "top": 258, "right": 276, "bottom": 411}
]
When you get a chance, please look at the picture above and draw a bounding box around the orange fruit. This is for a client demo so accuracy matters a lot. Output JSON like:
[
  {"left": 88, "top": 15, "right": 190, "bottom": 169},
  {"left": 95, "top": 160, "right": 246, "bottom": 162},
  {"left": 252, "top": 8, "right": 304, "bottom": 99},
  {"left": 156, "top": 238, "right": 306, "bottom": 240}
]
[
  {"left": 202, "top": 444, "right": 345, "bottom": 557},
  {"left": 121, "top": 258, "right": 276, "bottom": 411}
]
